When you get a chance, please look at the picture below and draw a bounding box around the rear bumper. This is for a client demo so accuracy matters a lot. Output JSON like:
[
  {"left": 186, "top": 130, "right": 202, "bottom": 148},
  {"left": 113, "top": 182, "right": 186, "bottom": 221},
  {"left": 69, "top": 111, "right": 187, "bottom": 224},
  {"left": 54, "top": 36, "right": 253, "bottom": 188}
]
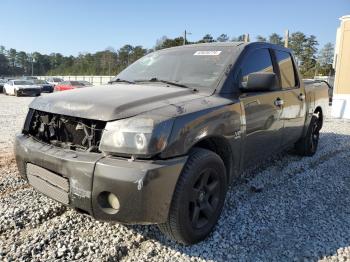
[
  {"left": 41, "top": 86, "right": 54, "bottom": 93},
  {"left": 15, "top": 134, "right": 186, "bottom": 224}
]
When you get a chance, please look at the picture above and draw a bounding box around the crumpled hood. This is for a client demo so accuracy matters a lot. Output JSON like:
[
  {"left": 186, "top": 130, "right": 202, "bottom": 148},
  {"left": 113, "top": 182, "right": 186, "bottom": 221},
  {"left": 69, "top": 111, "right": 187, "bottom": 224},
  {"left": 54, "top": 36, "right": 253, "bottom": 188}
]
[{"left": 29, "top": 84, "right": 207, "bottom": 121}]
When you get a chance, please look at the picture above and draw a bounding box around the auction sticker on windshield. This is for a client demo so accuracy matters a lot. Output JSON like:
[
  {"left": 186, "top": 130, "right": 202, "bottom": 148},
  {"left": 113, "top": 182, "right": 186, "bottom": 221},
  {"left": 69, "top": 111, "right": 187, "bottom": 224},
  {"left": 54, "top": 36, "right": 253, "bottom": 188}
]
[{"left": 193, "top": 51, "right": 222, "bottom": 56}]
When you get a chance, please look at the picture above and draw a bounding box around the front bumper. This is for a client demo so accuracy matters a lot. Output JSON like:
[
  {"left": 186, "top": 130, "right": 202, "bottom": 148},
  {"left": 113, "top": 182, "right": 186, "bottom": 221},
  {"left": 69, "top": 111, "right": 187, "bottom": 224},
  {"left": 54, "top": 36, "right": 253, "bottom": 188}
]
[
  {"left": 15, "top": 134, "right": 187, "bottom": 224},
  {"left": 17, "top": 88, "right": 41, "bottom": 96}
]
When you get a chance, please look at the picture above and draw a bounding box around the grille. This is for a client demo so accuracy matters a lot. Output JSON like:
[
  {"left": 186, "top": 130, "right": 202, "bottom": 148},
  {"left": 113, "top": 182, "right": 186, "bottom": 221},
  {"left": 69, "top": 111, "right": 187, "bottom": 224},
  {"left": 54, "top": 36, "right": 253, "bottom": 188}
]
[
  {"left": 27, "top": 163, "right": 70, "bottom": 205},
  {"left": 25, "top": 109, "right": 106, "bottom": 152},
  {"left": 20, "top": 88, "right": 39, "bottom": 93}
]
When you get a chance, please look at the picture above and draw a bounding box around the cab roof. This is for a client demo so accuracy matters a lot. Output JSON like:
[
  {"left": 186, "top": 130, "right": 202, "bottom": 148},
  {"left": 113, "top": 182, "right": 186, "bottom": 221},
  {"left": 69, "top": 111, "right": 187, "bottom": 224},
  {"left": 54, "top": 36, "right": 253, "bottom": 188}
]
[{"left": 159, "top": 41, "right": 292, "bottom": 54}]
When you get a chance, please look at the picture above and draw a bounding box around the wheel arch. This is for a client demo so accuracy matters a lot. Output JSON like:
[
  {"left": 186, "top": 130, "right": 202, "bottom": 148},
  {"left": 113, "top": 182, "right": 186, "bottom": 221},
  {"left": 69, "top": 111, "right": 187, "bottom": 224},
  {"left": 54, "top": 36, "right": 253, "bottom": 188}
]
[
  {"left": 302, "top": 105, "right": 324, "bottom": 137},
  {"left": 314, "top": 106, "right": 323, "bottom": 130},
  {"left": 190, "top": 135, "right": 235, "bottom": 184}
]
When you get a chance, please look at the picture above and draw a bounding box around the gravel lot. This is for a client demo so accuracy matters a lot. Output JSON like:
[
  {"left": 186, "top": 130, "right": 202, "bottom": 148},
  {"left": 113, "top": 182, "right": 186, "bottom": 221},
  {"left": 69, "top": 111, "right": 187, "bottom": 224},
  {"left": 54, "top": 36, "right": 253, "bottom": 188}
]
[{"left": 1, "top": 93, "right": 350, "bottom": 261}]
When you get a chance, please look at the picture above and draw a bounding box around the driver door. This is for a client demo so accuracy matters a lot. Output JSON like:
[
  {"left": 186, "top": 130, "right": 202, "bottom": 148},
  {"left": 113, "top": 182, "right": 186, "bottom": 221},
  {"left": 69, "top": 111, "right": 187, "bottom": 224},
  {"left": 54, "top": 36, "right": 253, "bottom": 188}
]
[{"left": 238, "top": 48, "right": 284, "bottom": 168}]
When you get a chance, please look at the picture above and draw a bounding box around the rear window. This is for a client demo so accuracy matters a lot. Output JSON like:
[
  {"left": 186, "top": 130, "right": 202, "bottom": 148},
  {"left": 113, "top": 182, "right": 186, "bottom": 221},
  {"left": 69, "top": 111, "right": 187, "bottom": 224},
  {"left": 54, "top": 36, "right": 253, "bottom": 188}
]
[
  {"left": 79, "top": 81, "right": 92, "bottom": 86},
  {"left": 71, "top": 81, "right": 84, "bottom": 86},
  {"left": 275, "top": 51, "right": 297, "bottom": 89},
  {"left": 33, "top": 80, "right": 47, "bottom": 84}
]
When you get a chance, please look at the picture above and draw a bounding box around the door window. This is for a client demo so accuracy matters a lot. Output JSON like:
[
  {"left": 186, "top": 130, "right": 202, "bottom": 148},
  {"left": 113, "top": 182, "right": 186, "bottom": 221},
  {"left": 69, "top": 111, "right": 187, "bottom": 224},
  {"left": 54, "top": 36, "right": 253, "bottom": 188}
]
[
  {"left": 275, "top": 51, "right": 297, "bottom": 89},
  {"left": 239, "top": 49, "right": 274, "bottom": 88}
]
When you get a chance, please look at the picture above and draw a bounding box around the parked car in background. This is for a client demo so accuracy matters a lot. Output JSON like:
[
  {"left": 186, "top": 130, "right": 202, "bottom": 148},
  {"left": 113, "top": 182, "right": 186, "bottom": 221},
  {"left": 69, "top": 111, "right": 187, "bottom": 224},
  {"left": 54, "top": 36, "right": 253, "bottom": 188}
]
[
  {"left": 0, "top": 79, "right": 6, "bottom": 93},
  {"left": 3, "top": 80, "right": 41, "bottom": 96},
  {"left": 21, "top": 76, "right": 38, "bottom": 81},
  {"left": 30, "top": 79, "right": 54, "bottom": 93},
  {"left": 79, "top": 80, "right": 93, "bottom": 86},
  {"left": 54, "top": 81, "right": 87, "bottom": 91},
  {"left": 47, "top": 77, "right": 63, "bottom": 86}
]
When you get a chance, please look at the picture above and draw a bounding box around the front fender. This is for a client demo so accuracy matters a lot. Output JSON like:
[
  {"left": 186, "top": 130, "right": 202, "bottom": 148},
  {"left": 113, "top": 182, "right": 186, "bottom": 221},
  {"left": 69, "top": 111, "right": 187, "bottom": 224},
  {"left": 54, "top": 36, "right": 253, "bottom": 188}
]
[{"left": 160, "top": 101, "right": 243, "bottom": 167}]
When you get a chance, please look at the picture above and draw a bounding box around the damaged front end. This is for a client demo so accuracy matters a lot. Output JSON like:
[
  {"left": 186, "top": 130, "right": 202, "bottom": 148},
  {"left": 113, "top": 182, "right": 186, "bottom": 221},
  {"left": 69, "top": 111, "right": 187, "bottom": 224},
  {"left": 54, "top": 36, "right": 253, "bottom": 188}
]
[
  {"left": 24, "top": 109, "right": 106, "bottom": 153},
  {"left": 15, "top": 109, "right": 187, "bottom": 224},
  {"left": 15, "top": 109, "right": 107, "bottom": 215}
]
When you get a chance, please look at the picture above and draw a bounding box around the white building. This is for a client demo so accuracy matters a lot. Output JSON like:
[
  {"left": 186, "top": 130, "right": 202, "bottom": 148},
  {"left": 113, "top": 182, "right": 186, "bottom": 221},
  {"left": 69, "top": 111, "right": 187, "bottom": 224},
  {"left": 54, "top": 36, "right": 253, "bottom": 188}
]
[{"left": 332, "top": 15, "right": 350, "bottom": 119}]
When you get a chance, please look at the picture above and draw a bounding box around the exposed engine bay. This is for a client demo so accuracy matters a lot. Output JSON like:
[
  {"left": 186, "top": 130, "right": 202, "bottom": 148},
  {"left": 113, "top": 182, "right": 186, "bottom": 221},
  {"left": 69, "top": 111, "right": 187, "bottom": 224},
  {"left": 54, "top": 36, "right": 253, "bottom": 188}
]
[{"left": 25, "top": 109, "right": 106, "bottom": 152}]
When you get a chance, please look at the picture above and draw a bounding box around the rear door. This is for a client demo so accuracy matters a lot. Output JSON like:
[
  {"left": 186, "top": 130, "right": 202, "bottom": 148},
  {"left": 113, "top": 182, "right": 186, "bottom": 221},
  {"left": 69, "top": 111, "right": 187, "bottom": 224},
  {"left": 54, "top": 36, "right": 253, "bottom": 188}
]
[
  {"left": 274, "top": 50, "right": 306, "bottom": 147},
  {"left": 238, "top": 48, "right": 285, "bottom": 167}
]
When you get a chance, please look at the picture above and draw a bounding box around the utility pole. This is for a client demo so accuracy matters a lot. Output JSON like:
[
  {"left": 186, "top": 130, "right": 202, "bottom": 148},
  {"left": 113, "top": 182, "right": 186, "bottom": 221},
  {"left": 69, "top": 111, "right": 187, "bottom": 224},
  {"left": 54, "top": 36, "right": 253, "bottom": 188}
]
[
  {"left": 183, "top": 30, "right": 192, "bottom": 45},
  {"left": 284, "top": 30, "right": 289, "bottom": 48},
  {"left": 244, "top": 33, "right": 250, "bottom": 43},
  {"left": 31, "top": 54, "right": 35, "bottom": 76}
]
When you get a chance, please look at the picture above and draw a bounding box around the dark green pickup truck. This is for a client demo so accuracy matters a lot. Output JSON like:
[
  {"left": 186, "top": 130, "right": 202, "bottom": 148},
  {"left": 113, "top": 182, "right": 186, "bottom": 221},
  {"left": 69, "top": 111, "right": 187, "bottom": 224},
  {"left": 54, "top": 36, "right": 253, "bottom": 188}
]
[{"left": 15, "top": 42, "right": 329, "bottom": 244}]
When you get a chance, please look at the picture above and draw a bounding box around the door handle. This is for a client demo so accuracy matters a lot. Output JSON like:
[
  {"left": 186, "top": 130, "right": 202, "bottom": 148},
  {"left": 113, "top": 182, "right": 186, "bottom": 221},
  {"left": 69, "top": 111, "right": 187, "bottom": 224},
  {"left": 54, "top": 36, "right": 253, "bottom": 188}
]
[
  {"left": 274, "top": 97, "right": 284, "bottom": 107},
  {"left": 298, "top": 93, "right": 306, "bottom": 101}
]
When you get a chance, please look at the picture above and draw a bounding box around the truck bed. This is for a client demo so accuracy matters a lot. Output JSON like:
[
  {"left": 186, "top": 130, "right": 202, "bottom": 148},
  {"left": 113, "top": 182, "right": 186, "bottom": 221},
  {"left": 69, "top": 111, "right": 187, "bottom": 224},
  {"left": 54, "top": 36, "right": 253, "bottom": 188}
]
[{"left": 304, "top": 79, "right": 333, "bottom": 106}]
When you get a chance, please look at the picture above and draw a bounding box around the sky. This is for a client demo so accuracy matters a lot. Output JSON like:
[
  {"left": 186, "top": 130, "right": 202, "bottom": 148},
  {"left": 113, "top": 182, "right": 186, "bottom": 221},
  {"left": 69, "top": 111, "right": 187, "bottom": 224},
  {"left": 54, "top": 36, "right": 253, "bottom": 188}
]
[{"left": 0, "top": 0, "right": 349, "bottom": 56}]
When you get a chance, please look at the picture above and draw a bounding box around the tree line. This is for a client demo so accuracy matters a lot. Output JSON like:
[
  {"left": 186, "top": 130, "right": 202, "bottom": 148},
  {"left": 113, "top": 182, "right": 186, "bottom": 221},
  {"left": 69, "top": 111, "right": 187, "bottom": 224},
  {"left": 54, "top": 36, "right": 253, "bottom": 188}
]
[{"left": 0, "top": 32, "right": 334, "bottom": 78}]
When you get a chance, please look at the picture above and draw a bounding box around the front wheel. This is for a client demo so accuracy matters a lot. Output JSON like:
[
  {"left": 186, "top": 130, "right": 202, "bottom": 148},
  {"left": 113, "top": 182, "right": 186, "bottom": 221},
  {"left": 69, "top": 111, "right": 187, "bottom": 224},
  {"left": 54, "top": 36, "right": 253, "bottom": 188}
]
[{"left": 158, "top": 148, "right": 227, "bottom": 245}]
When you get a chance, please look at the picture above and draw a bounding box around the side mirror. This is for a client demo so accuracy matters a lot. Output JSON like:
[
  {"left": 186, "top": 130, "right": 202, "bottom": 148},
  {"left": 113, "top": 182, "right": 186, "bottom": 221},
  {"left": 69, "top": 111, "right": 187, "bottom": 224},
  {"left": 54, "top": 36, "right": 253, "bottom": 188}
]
[{"left": 241, "top": 72, "right": 276, "bottom": 92}]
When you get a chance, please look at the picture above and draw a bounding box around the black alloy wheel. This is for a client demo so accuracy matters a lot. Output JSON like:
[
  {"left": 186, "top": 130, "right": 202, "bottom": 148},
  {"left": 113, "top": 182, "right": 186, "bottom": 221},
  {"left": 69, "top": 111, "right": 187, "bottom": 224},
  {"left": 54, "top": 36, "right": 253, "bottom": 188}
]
[{"left": 158, "top": 148, "right": 227, "bottom": 245}]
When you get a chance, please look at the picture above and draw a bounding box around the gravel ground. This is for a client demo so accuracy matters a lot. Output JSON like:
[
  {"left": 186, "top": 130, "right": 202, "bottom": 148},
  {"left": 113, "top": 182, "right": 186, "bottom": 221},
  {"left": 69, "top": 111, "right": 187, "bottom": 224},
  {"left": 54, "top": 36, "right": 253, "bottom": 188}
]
[
  {"left": 0, "top": 95, "right": 33, "bottom": 153},
  {"left": 1, "top": 93, "right": 350, "bottom": 261}
]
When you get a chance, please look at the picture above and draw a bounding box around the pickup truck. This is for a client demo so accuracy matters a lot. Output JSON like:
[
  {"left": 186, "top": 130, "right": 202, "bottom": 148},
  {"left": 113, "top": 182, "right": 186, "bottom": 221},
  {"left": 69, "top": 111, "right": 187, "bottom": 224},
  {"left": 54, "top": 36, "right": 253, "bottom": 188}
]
[{"left": 15, "top": 42, "right": 329, "bottom": 245}]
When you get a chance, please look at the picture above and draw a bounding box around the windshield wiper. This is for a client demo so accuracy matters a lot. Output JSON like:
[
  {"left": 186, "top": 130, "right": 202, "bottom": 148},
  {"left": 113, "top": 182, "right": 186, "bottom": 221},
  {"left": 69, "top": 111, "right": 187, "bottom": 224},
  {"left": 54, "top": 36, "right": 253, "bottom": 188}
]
[
  {"left": 108, "top": 78, "right": 135, "bottom": 84},
  {"left": 134, "top": 78, "right": 192, "bottom": 89}
]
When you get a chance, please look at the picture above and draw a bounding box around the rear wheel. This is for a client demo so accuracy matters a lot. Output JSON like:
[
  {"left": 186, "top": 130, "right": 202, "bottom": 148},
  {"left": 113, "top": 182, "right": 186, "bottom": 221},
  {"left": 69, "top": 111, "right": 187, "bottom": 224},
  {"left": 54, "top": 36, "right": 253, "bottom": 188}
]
[
  {"left": 158, "top": 148, "right": 227, "bottom": 245},
  {"left": 295, "top": 113, "right": 322, "bottom": 156}
]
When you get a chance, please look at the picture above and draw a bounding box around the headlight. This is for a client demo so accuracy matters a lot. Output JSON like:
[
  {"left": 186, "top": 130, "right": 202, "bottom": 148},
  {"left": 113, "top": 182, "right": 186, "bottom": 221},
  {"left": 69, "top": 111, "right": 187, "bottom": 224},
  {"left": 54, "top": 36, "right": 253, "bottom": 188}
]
[{"left": 99, "top": 115, "right": 174, "bottom": 157}]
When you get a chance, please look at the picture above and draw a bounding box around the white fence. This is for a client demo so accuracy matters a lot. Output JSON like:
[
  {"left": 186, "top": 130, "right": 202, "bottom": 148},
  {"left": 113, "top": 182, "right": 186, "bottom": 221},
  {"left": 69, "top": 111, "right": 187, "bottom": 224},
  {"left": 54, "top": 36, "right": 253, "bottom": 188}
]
[{"left": 36, "top": 75, "right": 114, "bottom": 85}]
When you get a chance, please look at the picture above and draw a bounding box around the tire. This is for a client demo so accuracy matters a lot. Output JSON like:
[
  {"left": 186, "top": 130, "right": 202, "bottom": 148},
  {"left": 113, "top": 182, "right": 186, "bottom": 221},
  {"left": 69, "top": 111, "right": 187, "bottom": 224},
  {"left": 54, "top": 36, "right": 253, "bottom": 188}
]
[
  {"left": 295, "top": 113, "right": 321, "bottom": 156},
  {"left": 158, "top": 148, "right": 227, "bottom": 245}
]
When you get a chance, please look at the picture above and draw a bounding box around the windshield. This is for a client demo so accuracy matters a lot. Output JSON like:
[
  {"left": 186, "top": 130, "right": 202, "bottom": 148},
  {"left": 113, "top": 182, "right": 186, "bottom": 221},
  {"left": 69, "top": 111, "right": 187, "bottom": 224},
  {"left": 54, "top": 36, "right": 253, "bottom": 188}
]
[
  {"left": 114, "top": 46, "right": 235, "bottom": 89},
  {"left": 53, "top": 78, "right": 63, "bottom": 82},
  {"left": 14, "top": 81, "right": 32, "bottom": 85}
]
